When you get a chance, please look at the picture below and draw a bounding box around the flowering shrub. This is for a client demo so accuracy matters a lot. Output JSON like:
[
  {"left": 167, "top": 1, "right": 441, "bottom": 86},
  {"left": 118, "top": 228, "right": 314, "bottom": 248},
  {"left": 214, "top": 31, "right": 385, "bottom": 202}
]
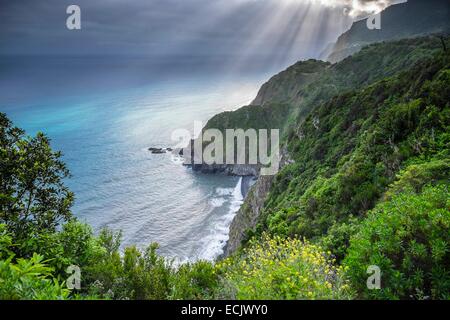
[{"left": 216, "top": 234, "right": 354, "bottom": 300}]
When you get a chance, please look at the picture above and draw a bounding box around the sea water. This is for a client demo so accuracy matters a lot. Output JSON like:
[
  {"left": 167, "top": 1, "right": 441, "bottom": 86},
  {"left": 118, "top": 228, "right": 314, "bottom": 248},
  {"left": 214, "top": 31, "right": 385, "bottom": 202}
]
[{"left": 0, "top": 55, "right": 274, "bottom": 261}]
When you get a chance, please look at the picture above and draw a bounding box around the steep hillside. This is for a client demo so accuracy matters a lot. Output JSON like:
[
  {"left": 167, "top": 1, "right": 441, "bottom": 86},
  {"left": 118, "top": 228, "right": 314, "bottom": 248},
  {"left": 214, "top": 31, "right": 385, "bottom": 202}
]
[
  {"left": 327, "top": 0, "right": 449, "bottom": 62},
  {"left": 225, "top": 36, "right": 449, "bottom": 257},
  {"left": 190, "top": 36, "right": 446, "bottom": 176},
  {"left": 247, "top": 36, "right": 445, "bottom": 123},
  {"left": 224, "top": 38, "right": 449, "bottom": 299},
  {"left": 251, "top": 60, "right": 329, "bottom": 106},
  {"left": 260, "top": 48, "right": 449, "bottom": 253}
]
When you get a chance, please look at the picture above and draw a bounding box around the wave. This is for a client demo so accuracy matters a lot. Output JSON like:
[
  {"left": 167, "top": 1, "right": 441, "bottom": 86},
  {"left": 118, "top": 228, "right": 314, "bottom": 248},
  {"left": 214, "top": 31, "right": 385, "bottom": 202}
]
[
  {"left": 210, "top": 197, "right": 227, "bottom": 208},
  {"left": 197, "top": 177, "right": 244, "bottom": 261},
  {"left": 215, "top": 186, "right": 235, "bottom": 196}
]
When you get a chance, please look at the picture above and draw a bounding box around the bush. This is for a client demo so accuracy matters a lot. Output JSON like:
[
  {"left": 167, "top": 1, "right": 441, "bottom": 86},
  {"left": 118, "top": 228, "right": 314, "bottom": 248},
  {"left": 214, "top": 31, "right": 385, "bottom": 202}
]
[
  {"left": 344, "top": 184, "right": 450, "bottom": 299},
  {"left": 384, "top": 158, "right": 449, "bottom": 198},
  {"left": 12, "top": 220, "right": 98, "bottom": 279},
  {"left": 217, "top": 234, "right": 354, "bottom": 300},
  {"left": 0, "top": 253, "right": 70, "bottom": 300},
  {"left": 84, "top": 228, "right": 218, "bottom": 300},
  {"left": 0, "top": 223, "right": 85, "bottom": 300},
  {"left": 171, "top": 261, "right": 218, "bottom": 300},
  {"left": 0, "top": 224, "right": 13, "bottom": 260}
]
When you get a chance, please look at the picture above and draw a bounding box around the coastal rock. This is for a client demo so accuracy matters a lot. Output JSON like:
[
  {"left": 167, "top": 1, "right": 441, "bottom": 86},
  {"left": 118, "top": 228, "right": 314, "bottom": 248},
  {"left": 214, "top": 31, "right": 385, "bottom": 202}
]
[
  {"left": 224, "top": 174, "right": 275, "bottom": 256},
  {"left": 148, "top": 147, "right": 174, "bottom": 154},
  {"left": 191, "top": 163, "right": 260, "bottom": 176},
  {"left": 148, "top": 147, "right": 165, "bottom": 154},
  {"left": 224, "top": 147, "right": 292, "bottom": 256}
]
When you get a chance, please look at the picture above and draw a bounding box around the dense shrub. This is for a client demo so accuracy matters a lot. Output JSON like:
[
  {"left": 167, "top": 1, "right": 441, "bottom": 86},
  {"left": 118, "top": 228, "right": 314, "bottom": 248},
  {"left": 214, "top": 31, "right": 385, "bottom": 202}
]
[
  {"left": 217, "top": 234, "right": 354, "bottom": 300},
  {"left": 383, "top": 159, "right": 449, "bottom": 198},
  {"left": 257, "top": 48, "right": 449, "bottom": 265},
  {"left": 0, "top": 225, "right": 70, "bottom": 300},
  {"left": 0, "top": 254, "right": 70, "bottom": 300},
  {"left": 84, "top": 228, "right": 218, "bottom": 300},
  {"left": 170, "top": 261, "right": 218, "bottom": 300},
  {"left": 344, "top": 184, "right": 450, "bottom": 299},
  {"left": 0, "top": 221, "right": 218, "bottom": 300}
]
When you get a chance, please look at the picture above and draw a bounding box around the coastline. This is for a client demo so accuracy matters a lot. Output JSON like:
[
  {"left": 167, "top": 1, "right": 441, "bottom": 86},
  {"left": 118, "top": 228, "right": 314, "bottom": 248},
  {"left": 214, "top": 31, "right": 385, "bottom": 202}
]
[{"left": 216, "top": 175, "right": 256, "bottom": 260}]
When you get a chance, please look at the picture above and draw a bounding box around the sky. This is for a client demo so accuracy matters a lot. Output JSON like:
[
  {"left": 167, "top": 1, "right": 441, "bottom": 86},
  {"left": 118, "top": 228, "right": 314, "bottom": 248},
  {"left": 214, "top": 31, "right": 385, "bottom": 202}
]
[{"left": 0, "top": 0, "right": 403, "bottom": 61}]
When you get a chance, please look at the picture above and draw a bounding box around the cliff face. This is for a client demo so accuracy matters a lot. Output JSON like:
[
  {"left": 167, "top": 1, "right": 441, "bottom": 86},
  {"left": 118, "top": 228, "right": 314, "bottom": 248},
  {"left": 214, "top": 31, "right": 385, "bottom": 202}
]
[
  {"left": 191, "top": 163, "right": 259, "bottom": 176},
  {"left": 183, "top": 101, "right": 294, "bottom": 175},
  {"left": 224, "top": 147, "right": 293, "bottom": 256},
  {"left": 225, "top": 174, "right": 274, "bottom": 256},
  {"left": 327, "top": 0, "right": 449, "bottom": 62}
]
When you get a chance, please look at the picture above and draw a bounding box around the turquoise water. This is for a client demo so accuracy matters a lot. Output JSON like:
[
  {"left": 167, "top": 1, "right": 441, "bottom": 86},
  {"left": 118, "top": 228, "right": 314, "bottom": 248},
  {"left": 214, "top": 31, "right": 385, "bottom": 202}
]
[{"left": 0, "top": 56, "right": 274, "bottom": 261}]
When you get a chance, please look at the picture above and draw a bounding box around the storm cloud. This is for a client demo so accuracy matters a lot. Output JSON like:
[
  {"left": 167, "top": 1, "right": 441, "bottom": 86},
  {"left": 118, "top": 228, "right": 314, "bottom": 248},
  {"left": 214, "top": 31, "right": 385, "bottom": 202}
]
[{"left": 0, "top": 0, "right": 402, "bottom": 60}]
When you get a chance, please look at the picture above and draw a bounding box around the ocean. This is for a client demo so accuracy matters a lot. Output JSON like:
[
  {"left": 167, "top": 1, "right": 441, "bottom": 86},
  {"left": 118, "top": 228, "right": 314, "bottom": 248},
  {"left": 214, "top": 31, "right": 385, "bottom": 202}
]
[{"left": 0, "top": 55, "right": 277, "bottom": 261}]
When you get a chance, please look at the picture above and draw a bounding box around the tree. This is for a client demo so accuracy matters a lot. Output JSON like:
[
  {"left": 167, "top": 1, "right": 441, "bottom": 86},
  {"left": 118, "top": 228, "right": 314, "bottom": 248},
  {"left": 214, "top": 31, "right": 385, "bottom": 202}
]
[{"left": 0, "top": 113, "right": 73, "bottom": 252}]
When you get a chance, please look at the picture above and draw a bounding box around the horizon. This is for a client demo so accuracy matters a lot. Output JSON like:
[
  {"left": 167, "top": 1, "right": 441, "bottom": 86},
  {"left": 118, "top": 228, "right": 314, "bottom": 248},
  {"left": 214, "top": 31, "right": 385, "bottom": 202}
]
[{"left": 0, "top": 0, "right": 406, "bottom": 63}]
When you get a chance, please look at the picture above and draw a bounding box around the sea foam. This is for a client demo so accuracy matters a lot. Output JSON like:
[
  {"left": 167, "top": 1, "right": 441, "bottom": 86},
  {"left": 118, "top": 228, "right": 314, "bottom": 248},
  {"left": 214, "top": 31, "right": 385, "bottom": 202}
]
[{"left": 198, "top": 177, "right": 244, "bottom": 261}]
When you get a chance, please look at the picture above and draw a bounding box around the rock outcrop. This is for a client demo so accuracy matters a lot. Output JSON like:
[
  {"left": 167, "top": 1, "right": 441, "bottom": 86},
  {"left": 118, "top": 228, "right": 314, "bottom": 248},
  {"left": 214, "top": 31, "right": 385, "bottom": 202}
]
[
  {"left": 224, "top": 147, "right": 292, "bottom": 256},
  {"left": 224, "top": 174, "right": 274, "bottom": 256},
  {"left": 191, "top": 163, "right": 259, "bottom": 176}
]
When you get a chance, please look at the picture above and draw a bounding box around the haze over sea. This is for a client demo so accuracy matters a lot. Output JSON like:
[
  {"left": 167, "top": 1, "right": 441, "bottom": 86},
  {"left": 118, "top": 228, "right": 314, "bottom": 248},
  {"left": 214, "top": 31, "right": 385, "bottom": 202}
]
[{"left": 0, "top": 55, "right": 280, "bottom": 261}]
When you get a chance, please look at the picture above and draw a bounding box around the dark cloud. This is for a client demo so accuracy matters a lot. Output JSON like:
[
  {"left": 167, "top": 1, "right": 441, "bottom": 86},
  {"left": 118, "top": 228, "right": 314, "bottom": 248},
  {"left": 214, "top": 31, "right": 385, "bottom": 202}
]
[{"left": 0, "top": 0, "right": 396, "bottom": 58}]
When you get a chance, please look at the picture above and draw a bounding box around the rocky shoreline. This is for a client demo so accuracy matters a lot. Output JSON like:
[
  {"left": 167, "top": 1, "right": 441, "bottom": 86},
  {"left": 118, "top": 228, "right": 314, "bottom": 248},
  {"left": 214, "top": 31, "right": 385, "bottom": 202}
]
[
  {"left": 193, "top": 147, "right": 290, "bottom": 259},
  {"left": 148, "top": 147, "right": 173, "bottom": 154},
  {"left": 241, "top": 176, "right": 257, "bottom": 198},
  {"left": 221, "top": 174, "right": 274, "bottom": 258}
]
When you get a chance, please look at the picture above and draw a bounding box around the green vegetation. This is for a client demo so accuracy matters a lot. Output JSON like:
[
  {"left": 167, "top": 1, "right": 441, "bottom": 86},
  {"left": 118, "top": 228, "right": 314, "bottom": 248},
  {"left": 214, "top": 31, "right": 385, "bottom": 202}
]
[
  {"left": 0, "top": 216, "right": 218, "bottom": 300},
  {"left": 0, "top": 224, "right": 70, "bottom": 300},
  {"left": 261, "top": 56, "right": 449, "bottom": 246},
  {"left": 217, "top": 234, "right": 353, "bottom": 300},
  {"left": 205, "top": 37, "right": 446, "bottom": 142},
  {"left": 83, "top": 228, "right": 218, "bottom": 300},
  {"left": 344, "top": 184, "right": 449, "bottom": 300},
  {"left": 0, "top": 113, "right": 218, "bottom": 300},
  {"left": 0, "top": 253, "right": 70, "bottom": 300},
  {"left": 0, "top": 36, "right": 448, "bottom": 300},
  {"left": 0, "top": 113, "right": 73, "bottom": 255},
  {"left": 217, "top": 36, "right": 449, "bottom": 299}
]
